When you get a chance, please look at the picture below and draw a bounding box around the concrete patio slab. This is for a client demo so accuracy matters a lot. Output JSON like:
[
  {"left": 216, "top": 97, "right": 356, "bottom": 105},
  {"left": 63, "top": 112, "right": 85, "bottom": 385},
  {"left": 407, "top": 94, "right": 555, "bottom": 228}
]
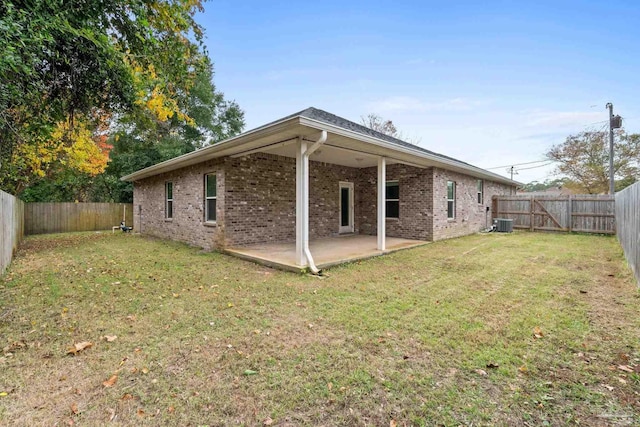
[{"left": 225, "top": 234, "right": 428, "bottom": 272}]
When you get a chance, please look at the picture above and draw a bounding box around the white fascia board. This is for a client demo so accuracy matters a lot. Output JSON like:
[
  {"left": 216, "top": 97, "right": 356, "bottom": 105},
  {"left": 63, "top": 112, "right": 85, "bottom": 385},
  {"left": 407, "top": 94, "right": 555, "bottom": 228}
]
[
  {"left": 298, "top": 117, "right": 520, "bottom": 186},
  {"left": 121, "top": 117, "right": 303, "bottom": 182}
]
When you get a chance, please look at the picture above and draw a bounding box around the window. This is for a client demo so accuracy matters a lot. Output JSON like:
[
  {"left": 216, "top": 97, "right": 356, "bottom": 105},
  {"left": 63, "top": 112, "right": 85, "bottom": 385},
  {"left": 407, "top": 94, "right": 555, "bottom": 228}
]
[
  {"left": 165, "top": 182, "right": 173, "bottom": 219},
  {"left": 386, "top": 181, "right": 399, "bottom": 219},
  {"left": 205, "top": 174, "right": 216, "bottom": 222},
  {"left": 447, "top": 181, "right": 456, "bottom": 219},
  {"left": 477, "top": 179, "right": 484, "bottom": 204}
]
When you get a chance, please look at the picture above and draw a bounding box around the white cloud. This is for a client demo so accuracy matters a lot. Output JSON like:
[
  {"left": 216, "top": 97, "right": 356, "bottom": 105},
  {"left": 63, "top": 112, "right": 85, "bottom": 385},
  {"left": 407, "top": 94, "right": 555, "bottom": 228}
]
[
  {"left": 521, "top": 110, "right": 606, "bottom": 129},
  {"left": 367, "top": 96, "right": 489, "bottom": 113}
]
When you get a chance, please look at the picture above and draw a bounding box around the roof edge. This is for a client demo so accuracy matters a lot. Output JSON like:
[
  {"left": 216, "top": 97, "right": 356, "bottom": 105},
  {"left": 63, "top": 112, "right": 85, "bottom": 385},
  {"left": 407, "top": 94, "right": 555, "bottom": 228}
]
[{"left": 121, "top": 108, "right": 520, "bottom": 186}]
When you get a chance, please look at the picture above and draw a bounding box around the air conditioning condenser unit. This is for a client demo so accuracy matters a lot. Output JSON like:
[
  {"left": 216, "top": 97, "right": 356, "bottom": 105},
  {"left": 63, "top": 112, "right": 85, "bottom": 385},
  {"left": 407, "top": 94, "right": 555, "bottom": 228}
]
[{"left": 494, "top": 218, "right": 513, "bottom": 233}]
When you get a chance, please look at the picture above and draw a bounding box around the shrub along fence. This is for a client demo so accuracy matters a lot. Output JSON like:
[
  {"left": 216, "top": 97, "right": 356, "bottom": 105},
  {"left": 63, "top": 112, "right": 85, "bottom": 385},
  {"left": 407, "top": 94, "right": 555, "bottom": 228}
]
[
  {"left": 492, "top": 195, "right": 616, "bottom": 234},
  {"left": 615, "top": 182, "right": 640, "bottom": 286},
  {"left": 0, "top": 190, "right": 25, "bottom": 275},
  {"left": 24, "top": 203, "right": 133, "bottom": 235}
]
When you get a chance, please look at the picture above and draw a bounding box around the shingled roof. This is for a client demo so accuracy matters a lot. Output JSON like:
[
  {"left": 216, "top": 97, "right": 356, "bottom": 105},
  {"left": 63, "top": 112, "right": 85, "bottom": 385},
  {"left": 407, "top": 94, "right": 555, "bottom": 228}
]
[
  {"left": 122, "top": 106, "right": 518, "bottom": 185},
  {"left": 287, "top": 107, "right": 473, "bottom": 167}
]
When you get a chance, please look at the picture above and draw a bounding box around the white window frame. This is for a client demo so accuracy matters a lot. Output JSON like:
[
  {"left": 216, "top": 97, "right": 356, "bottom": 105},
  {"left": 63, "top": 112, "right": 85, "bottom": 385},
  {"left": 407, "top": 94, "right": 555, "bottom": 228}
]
[
  {"left": 447, "top": 181, "right": 456, "bottom": 219},
  {"left": 386, "top": 180, "right": 399, "bottom": 219},
  {"left": 477, "top": 179, "right": 484, "bottom": 204},
  {"left": 165, "top": 181, "right": 173, "bottom": 219},
  {"left": 205, "top": 173, "right": 217, "bottom": 223}
]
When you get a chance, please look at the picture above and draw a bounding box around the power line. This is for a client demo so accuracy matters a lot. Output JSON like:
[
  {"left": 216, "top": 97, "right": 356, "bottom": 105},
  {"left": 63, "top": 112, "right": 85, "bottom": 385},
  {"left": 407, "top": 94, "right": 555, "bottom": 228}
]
[
  {"left": 584, "top": 120, "right": 608, "bottom": 127},
  {"left": 485, "top": 159, "right": 550, "bottom": 170},
  {"left": 516, "top": 162, "right": 555, "bottom": 171}
]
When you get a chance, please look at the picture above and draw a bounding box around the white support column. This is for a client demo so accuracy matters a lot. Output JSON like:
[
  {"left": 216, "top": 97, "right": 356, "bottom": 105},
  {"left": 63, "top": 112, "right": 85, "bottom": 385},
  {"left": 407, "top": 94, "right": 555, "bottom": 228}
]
[
  {"left": 295, "top": 138, "right": 307, "bottom": 266},
  {"left": 377, "top": 156, "right": 386, "bottom": 251}
]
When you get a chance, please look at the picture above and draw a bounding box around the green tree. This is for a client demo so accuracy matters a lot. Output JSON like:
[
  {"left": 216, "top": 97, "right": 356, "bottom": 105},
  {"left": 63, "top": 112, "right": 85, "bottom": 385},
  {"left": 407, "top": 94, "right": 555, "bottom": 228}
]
[
  {"left": 518, "top": 178, "right": 571, "bottom": 193},
  {"left": 92, "top": 60, "right": 245, "bottom": 203},
  {"left": 0, "top": 0, "right": 210, "bottom": 195},
  {"left": 546, "top": 130, "right": 640, "bottom": 194}
]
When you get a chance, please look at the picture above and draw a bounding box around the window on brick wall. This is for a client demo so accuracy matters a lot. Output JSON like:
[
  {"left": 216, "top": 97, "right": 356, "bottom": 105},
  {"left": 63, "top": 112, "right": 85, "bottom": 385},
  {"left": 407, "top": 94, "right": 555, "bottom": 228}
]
[
  {"left": 165, "top": 182, "right": 173, "bottom": 219},
  {"left": 205, "top": 174, "right": 216, "bottom": 222},
  {"left": 447, "top": 180, "right": 456, "bottom": 219},
  {"left": 386, "top": 181, "right": 399, "bottom": 218},
  {"left": 477, "top": 179, "right": 483, "bottom": 204}
]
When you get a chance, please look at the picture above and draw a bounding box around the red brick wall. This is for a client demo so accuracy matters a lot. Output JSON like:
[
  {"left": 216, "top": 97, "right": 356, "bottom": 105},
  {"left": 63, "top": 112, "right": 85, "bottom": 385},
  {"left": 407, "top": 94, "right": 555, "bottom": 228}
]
[
  {"left": 224, "top": 154, "right": 296, "bottom": 246},
  {"left": 224, "top": 153, "right": 362, "bottom": 245},
  {"left": 132, "top": 155, "right": 514, "bottom": 249},
  {"left": 358, "top": 164, "right": 434, "bottom": 241},
  {"left": 133, "top": 159, "right": 225, "bottom": 250},
  {"left": 432, "top": 168, "right": 513, "bottom": 241}
]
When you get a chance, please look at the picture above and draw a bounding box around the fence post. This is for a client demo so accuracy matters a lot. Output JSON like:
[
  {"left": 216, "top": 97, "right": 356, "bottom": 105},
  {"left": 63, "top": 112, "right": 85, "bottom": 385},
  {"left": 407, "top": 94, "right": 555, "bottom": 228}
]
[
  {"left": 530, "top": 196, "right": 534, "bottom": 232},
  {"left": 567, "top": 195, "right": 572, "bottom": 232}
]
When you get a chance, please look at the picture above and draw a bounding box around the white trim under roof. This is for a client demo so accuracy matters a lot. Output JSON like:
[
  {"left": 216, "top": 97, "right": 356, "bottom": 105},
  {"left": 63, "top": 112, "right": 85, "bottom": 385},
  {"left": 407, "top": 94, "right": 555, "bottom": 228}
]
[{"left": 121, "top": 114, "right": 520, "bottom": 186}]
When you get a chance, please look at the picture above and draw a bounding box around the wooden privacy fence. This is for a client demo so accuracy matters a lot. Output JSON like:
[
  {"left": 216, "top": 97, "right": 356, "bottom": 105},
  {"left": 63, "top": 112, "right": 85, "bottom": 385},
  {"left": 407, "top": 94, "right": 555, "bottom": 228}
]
[
  {"left": 492, "top": 195, "right": 615, "bottom": 234},
  {"left": 0, "top": 190, "right": 24, "bottom": 275},
  {"left": 615, "top": 182, "right": 640, "bottom": 286},
  {"left": 25, "top": 203, "right": 133, "bottom": 235}
]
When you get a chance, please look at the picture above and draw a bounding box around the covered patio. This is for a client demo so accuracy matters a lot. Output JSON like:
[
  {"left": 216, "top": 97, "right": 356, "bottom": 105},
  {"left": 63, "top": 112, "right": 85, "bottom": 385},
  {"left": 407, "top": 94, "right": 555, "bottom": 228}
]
[{"left": 225, "top": 234, "right": 427, "bottom": 273}]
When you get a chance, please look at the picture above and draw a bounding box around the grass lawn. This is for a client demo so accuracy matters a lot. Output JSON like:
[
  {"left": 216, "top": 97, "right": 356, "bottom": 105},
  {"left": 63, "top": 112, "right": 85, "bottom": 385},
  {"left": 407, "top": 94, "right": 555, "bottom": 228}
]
[{"left": 1, "top": 231, "right": 639, "bottom": 426}]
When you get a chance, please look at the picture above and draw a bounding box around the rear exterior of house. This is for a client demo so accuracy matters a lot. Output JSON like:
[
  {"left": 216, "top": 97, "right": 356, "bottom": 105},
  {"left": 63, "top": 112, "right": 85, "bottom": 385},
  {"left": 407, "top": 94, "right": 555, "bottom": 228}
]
[
  {"left": 132, "top": 155, "right": 512, "bottom": 251},
  {"left": 124, "top": 107, "right": 516, "bottom": 267}
]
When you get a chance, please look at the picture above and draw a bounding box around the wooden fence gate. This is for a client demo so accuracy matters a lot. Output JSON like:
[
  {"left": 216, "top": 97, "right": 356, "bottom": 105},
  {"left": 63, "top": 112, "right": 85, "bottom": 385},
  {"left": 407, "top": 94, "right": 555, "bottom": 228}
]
[{"left": 492, "top": 195, "right": 615, "bottom": 234}]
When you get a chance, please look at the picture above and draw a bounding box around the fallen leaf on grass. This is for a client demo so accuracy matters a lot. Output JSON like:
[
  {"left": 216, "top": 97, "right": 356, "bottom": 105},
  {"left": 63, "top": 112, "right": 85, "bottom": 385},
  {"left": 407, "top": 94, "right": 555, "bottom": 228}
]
[
  {"left": 66, "top": 341, "right": 93, "bottom": 355},
  {"left": 121, "top": 393, "right": 134, "bottom": 400},
  {"left": 126, "top": 315, "right": 137, "bottom": 322},
  {"left": 243, "top": 369, "right": 258, "bottom": 376},
  {"left": 475, "top": 369, "right": 488, "bottom": 376},
  {"left": 390, "top": 420, "right": 397, "bottom": 427},
  {"left": 617, "top": 377, "right": 627, "bottom": 384},
  {"left": 103, "top": 375, "right": 118, "bottom": 387},
  {"left": 70, "top": 403, "right": 79, "bottom": 415},
  {"left": 533, "top": 326, "right": 544, "bottom": 339},
  {"left": 103, "top": 335, "right": 117, "bottom": 342},
  {"left": 518, "top": 365, "right": 528, "bottom": 373},
  {"left": 167, "top": 406, "right": 175, "bottom": 414},
  {"left": 137, "top": 409, "right": 145, "bottom": 417},
  {"left": 617, "top": 365, "right": 634, "bottom": 373}
]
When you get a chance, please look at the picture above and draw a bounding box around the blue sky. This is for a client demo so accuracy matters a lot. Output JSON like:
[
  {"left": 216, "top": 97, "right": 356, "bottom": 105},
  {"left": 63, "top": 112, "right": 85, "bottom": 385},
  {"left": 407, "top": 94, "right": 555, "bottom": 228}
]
[{"left": 196, "top": 1, "right": 640, "bottom": 183}]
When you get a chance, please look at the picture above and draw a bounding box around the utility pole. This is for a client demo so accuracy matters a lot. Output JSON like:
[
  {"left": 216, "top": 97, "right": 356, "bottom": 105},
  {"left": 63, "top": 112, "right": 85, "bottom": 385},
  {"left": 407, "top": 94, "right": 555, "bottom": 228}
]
[
  {"left": 606, "top": 103, "right": 622, "bottom": 195},
  {"left": 509, "top": 166, "right": 515, "bottom": 195}
]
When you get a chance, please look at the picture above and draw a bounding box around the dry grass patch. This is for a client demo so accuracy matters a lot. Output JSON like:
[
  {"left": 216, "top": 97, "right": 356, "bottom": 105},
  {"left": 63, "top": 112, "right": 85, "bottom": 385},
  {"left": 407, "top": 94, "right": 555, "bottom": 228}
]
[{"left": 1, "top": 231, "right": 639, "bottom": 426}]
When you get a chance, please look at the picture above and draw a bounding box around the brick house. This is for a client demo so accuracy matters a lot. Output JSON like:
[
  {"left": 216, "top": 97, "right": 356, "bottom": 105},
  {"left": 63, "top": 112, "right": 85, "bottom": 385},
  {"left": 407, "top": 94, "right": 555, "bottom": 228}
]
[{"left": 122, "top": 108, "right": 516, "bottom": 272}]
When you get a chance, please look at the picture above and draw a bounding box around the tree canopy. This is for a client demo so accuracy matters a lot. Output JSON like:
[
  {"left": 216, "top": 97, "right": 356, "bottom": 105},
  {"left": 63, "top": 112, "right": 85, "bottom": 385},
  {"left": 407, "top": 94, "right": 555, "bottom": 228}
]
[
  {"left": 546, "top": 130, "right": 640, "bottom": 194},
  {"left": 1, "top": 0, "right": 245, "bottom": 201},
  {"left": 360, "top": 113, "right": 421, "bottom": 144},
  {"left": 518, "top": 178, "right": 571, "bottom": 193}
]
